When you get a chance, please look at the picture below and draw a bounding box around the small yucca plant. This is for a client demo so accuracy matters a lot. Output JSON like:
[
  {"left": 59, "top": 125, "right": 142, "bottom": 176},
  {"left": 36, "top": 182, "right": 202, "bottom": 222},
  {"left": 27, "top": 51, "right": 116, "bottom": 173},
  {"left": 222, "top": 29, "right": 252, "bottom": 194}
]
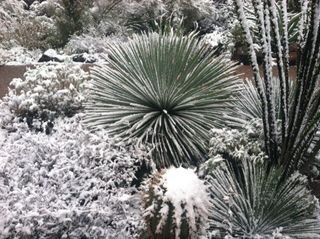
[
  {"left": 141, "top": 167, "right": 211, "bottom": 239},
  {"left": 207, "top": 158, "right": 320, "bottom": 238},
  {"left": 228, "top": 78, "right": 294, "bottom": 128},
  {"left": 84, "top": 30, "right": 239, "bottom": 167}
]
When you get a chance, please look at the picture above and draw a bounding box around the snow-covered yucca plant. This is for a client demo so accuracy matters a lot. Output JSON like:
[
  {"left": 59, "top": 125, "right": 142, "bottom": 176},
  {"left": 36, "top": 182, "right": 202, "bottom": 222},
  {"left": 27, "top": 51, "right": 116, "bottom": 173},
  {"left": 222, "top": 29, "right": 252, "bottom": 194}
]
[
  {"left": 207, "top": 158, "right": 320, "bottom": 238},
  {"left": 142, "top": 167, "right": 211, "bottom": 239},
  {"left": 0, "top": 63, "right": 89, "bottom": 130},
  {"left": 0, "top": 114, "right": 148, "bottom": 239},
  {"left": 203, "top": 120, "right": 320, "bottom": 238},
  {"left": 228, "top": 78, "right": 294, "bottom": 128},
  {"left": 84, "top": 30, "right": 239, "bottom": 167}
]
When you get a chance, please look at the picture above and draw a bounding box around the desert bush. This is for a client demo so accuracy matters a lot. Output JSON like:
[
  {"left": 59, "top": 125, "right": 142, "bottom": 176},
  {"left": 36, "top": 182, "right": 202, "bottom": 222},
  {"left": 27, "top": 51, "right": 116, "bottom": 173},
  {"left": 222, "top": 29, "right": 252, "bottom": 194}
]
[
  {"left": 198, "top": 120, "right": 265, "bottom": 182},
  {"left": 209, "top": 120, "right": 264, "bottom": 161},
  {"left": 84, "top": 30, "right": 239, "bottom": 167},
  {"left": 142, "top": 167, "right": 210, "bottom": 238},
  {"left": 0, "top": 0, "right": 27, "bottom": 33},
  {"left": 0, "top": 114, "right": 148, "bottom": 239},
  {"left": 0, "top": 47, "right": 41, "bottom": 65},
  {"left": 129, "top": 0, "right": 214, "bottom": 33},
  {"left": 52, "top": 0, "right": 93, "bottom": 48},
  {"left": 0, "top": 0, "right": 94, "bottom": 50},
  {"left": 11, "top": 16, "right": 56, "bottom": 50},
  {"left": 63, "top": 0, "right": 219, "bottom": 55},
  {"left": 90, "top": 0, "right": 215, "bottom": 34},
  {"left": 64, "top": 31, "right": 126, "bottom": 55},
  {"left": 0, "top": 0, "right": 56, "bottom": 50},
  {"left": 0, "top": 64, "right": 89, "bottom": 131}
]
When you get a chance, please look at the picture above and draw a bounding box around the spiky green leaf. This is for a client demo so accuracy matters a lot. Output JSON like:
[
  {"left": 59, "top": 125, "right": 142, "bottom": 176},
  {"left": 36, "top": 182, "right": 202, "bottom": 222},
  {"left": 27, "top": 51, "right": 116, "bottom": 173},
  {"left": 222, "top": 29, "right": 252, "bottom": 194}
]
[
  {"left": 208, "top": 159, "right": 320, "bottom": 238},
  {"left": 84, "top": 31, "right": 239, "bottom": 167}
]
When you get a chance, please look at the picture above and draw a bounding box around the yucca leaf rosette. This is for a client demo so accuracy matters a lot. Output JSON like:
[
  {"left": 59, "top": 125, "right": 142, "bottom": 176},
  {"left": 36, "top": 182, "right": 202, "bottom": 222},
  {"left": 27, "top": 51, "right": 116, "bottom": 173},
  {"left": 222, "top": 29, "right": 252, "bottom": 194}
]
[{"left": 84, "top": 30, "right": 239, "bottom": 167}]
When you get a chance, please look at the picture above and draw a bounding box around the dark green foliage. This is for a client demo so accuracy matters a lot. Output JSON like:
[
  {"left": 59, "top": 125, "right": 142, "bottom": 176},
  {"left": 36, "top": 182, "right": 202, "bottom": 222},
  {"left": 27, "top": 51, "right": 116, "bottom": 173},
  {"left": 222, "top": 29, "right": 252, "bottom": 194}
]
[
  {"left": 288, "top": 0, "right": 301, "bottom": 12},
  {"left": 53, "top": 0, "right": 93, "bottom": 48},
  {"left": 126, "top": 1, "right": 212, "bottom": 35}
]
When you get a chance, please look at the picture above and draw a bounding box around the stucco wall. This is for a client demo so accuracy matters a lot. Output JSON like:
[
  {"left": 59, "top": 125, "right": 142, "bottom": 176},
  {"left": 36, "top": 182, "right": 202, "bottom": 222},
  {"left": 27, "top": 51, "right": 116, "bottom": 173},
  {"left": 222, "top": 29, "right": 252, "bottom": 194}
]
[{"left": 0, "top": 64, "right": 296, "bottom": 98}]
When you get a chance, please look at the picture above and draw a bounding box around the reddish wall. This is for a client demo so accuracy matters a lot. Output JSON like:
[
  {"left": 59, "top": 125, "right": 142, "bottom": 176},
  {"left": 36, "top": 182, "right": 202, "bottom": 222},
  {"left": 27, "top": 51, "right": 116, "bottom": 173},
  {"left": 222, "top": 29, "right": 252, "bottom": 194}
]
[
  {"left": 0, "top": 64, "right": 93, "bottom": 98},
  {"left": 0, "top": 64, "right": 296, "bottom": 98},
  {"left": 0, "top": 65, "right": 30, "bottom": 98}
]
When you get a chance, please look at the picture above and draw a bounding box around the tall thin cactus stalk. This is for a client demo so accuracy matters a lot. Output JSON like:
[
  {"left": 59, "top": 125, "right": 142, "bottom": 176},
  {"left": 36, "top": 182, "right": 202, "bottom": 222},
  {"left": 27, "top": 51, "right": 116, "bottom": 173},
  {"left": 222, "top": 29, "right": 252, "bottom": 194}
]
[{"left": 234, "top": 0, "right": 320, "bottom": 178}]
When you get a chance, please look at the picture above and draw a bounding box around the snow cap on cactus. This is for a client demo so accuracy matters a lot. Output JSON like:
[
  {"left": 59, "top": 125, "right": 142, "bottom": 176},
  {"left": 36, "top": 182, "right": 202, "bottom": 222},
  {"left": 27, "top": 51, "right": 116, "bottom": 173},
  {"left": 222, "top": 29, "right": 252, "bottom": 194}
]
[{"left": 142, "top": 166, "right": 211, "bottom": 239}]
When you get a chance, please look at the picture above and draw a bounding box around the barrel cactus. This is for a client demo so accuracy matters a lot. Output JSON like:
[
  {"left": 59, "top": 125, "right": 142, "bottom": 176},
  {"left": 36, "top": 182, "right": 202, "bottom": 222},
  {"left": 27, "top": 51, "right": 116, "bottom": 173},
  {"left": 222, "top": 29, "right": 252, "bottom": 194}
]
[{"left": 141, "top": 167, "right": 211, "bottom": 238}]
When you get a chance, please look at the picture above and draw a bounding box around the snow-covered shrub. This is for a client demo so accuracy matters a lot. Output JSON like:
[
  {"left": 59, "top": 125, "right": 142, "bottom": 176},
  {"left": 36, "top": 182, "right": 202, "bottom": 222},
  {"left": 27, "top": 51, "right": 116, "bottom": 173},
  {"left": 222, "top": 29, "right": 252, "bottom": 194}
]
[
  {"left": 64, "top": 32, "right": 126, "bottom": 55},
  {"left": 0, "top": 63, "right": 89, "bottom": 130},
  {"left": 209, "top": 120, "right": 264, "bottom": 160},
  {"left": 90, "top": 0, "right": 214, "bottom": 33},
  {"left": 0, "top": 114, "right": 148, "bottom": 239},
  {"left": 52, "top": 0, "right": 94, "bottom": 48},
  {"left": 0, "top": 47, "right": 41, "bottom": 65},
  {"left": 0, "top": 0, "right": 56, "bottom": 50},
  {"left": 0, "top": 0, "right": 27, "bottom": 36},
  {"left": 30, "top": 0, "right": 61, "bottom": 18},
  {"left": 133, "top": 0, "right": 214, "bottom": 32},
  {"left": 1, "top": 0, "right": 93, "bottom": 50},
  {"left": 207, "top": 158, "right": 320, "bottom": 238},
  {"left": 142, "top": 167, "right": 211, "bottom": 239},
  {"left": 198, "top": 0, "right": 235, "bottom": 56},
  {"left": 7, "top": 15, "right": 56, "bottom": 50},
  {"left": 202, "top": 30, "right": 227, "bottom": 49},
  {"left": 199, "top": 120, "right": 266, "bottom": 180},
  {"left": 62, "top": 0, "right": 218, "bottom": 55},
  {"left": 74, "top": 0, "right": 220, "bottom": 44}
]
